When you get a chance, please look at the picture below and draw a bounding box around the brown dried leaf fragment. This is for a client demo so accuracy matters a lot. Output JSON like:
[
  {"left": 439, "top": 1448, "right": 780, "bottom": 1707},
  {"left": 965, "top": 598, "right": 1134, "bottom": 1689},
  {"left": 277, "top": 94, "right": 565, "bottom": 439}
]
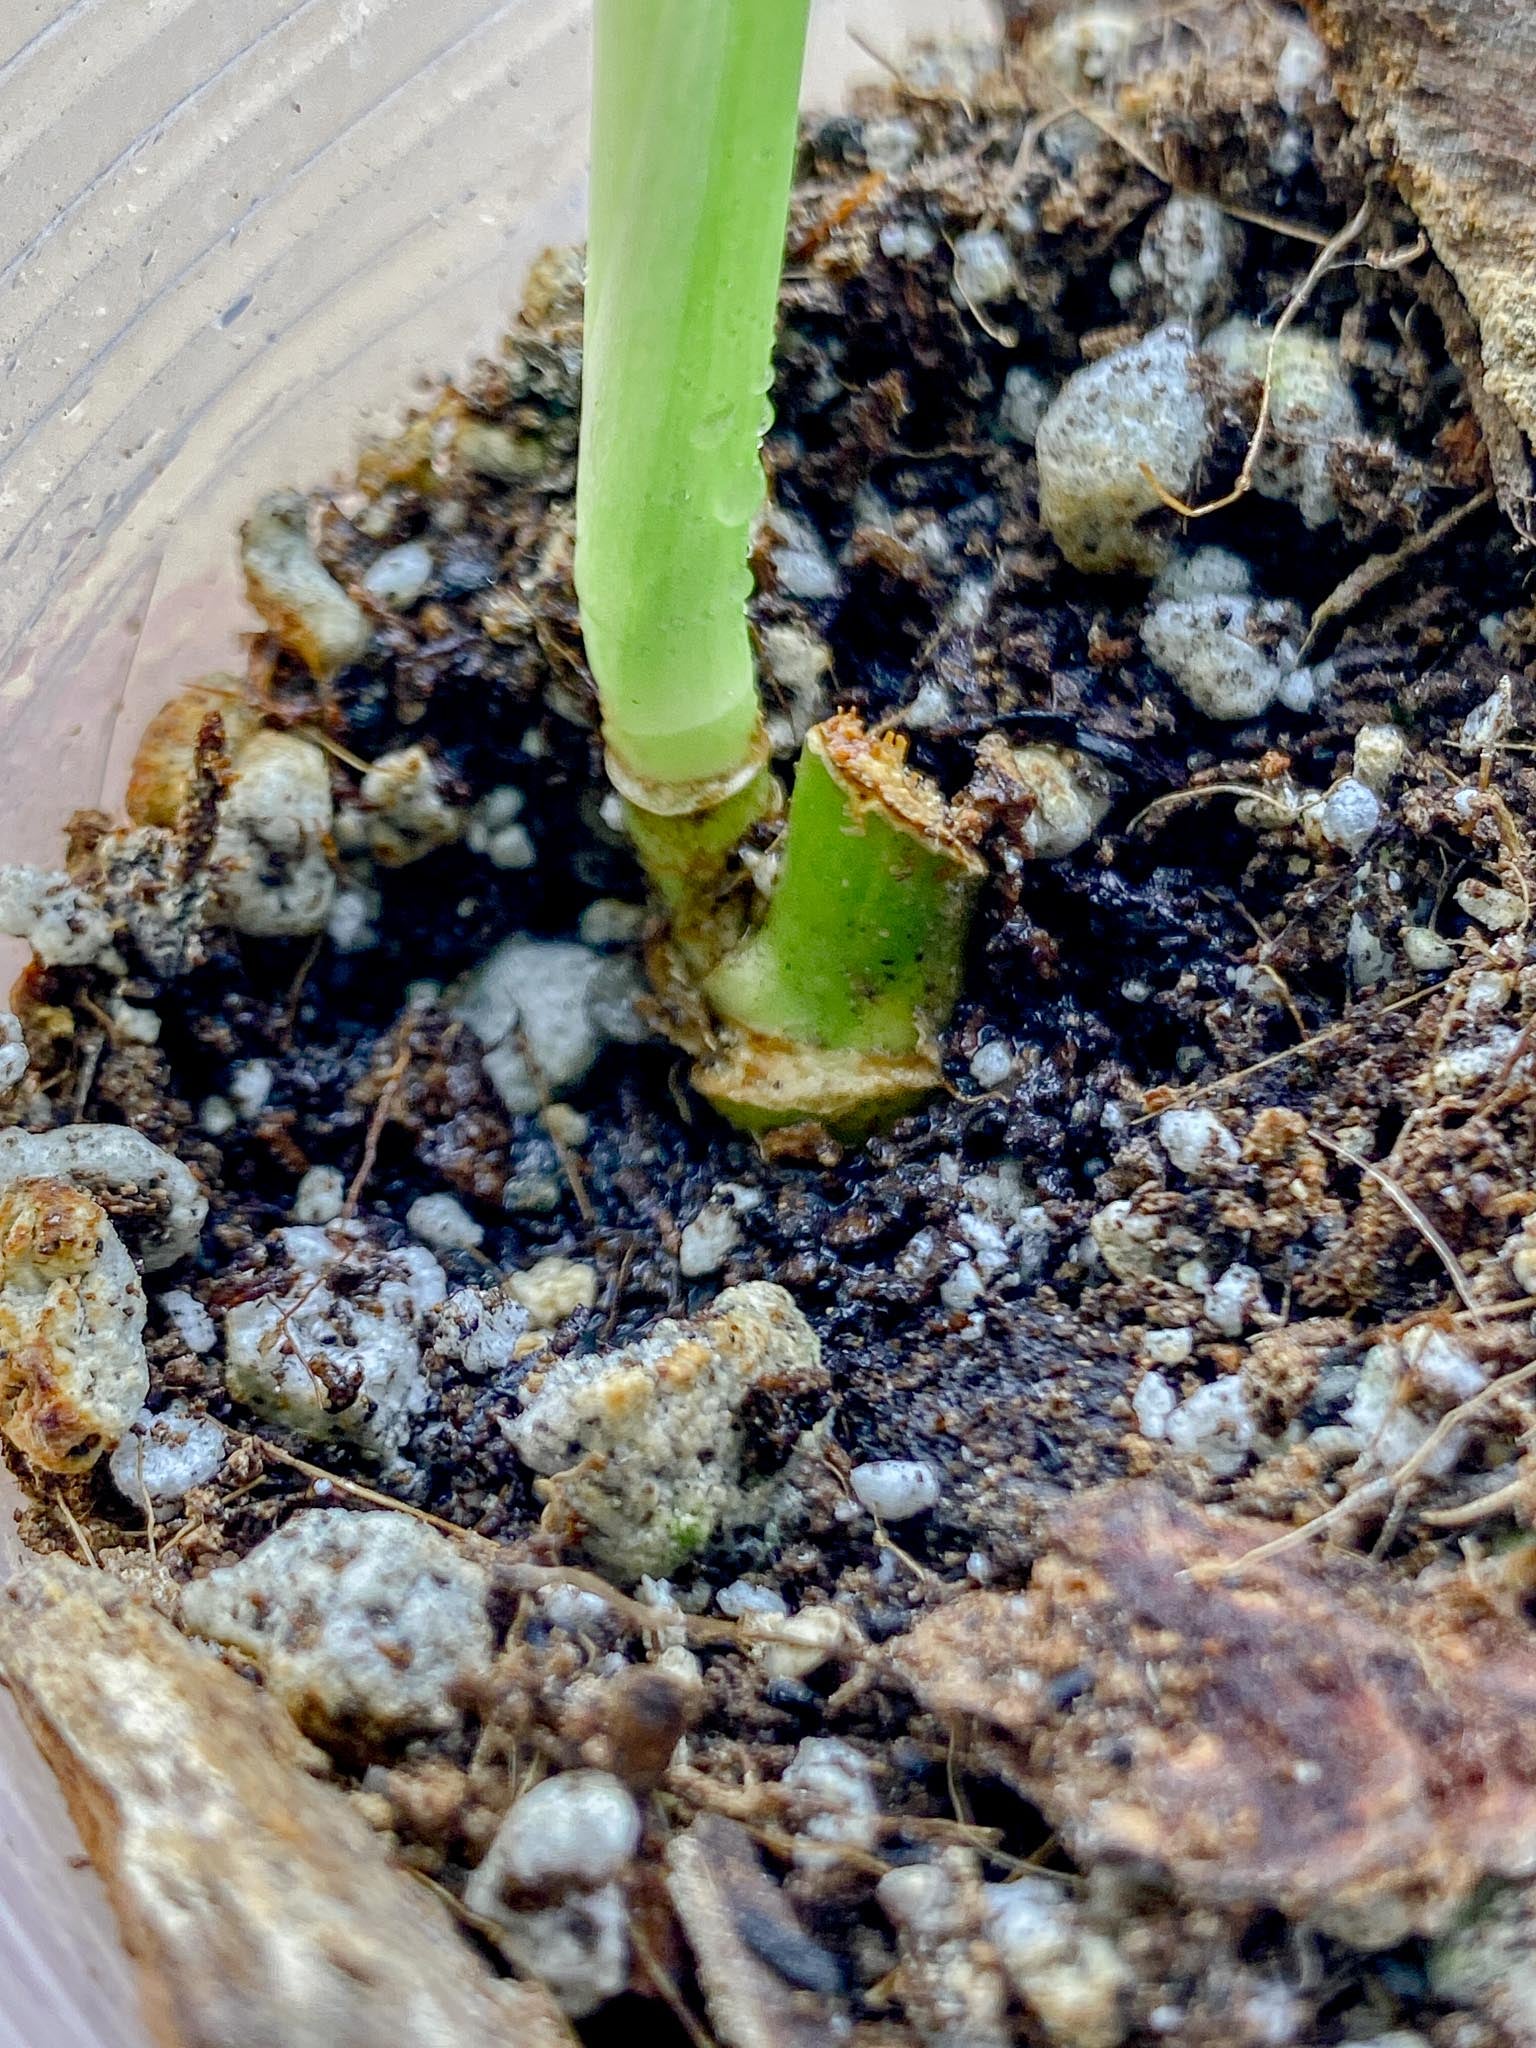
[
  {"left": 0, "top": 1558, "right": 575, "bottom": 2048},
  {"left": 898, "top": 1481, "right": 1536, "bottom": 1949}
]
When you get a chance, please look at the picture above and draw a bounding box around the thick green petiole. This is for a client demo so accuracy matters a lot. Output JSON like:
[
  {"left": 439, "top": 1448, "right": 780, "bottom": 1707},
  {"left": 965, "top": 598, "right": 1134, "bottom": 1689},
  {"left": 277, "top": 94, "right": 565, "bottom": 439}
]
[{"left": 576, "top": 0, "right": 811, "bottom": 801}]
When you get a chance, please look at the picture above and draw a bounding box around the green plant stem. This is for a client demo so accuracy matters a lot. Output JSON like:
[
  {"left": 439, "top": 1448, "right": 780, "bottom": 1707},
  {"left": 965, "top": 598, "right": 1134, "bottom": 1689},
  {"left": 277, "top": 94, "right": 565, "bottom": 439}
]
[
  {"left": 696, "top": 715, "right": 985, "bottom": 1134},
  {"left": 576, "top": 0, "right": 811, "bottom": 799}
]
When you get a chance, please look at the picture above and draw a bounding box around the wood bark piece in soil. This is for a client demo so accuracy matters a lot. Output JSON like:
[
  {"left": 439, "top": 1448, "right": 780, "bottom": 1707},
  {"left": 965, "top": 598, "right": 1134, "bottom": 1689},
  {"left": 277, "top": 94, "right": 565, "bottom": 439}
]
[
  {"left": 0, "top": 1556, "right": 575, "bottom": 2048},
  {"left": 1305, "top": 0, "right": 1536, "bottom": 530},
  {"left": 665, "top": 1812, "right": 848, "bottom": 2048},
  {"left": 897, "top": 1481, "right": 1536, "bottom": 1950}
]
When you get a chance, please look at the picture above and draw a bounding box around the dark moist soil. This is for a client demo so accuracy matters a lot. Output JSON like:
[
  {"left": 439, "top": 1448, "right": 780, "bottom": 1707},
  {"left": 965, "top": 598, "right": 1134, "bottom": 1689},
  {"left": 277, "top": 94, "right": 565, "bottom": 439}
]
[{"left": 12, "top": 13, "right": 1536, "bottom": 2047}]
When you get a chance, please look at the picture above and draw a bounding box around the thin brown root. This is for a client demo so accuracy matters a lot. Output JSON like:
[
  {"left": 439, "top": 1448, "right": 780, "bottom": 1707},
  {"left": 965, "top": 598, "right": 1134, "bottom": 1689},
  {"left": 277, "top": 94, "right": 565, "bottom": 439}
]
[
  {"left": 1141, "top": 196, "right": 1373, "bottom": 520},
  {"left": 1134, "top": 981, "right": 1438, "bottom": 1121},
  {"left": 1188, "top": 1353, "right": 1536, "bottom": 1580},
  {"left": 1298, "top": 487, "right": 1495, "bottom": 661},
  {"left": 1309, "top": 1124, "right": 1487, "bottom": 1326},
  {"left": 344, "top": 1035, "right": 412, "bottom": 1220}
]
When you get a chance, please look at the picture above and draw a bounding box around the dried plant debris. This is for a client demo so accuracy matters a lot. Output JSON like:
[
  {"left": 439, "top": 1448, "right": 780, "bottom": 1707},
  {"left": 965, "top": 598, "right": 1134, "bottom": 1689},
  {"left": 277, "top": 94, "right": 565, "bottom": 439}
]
[{"left": 8, "top": 5, "right": 1536, "bottom": 2042}]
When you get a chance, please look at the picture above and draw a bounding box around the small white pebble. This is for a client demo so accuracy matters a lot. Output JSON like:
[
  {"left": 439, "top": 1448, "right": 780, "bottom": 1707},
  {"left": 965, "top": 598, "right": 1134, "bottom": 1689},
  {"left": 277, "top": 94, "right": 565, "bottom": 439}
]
[
  {"left": 1142, "top": 1326, "right": 1194, "bottom": 1367},
  {"left": 997, "top": 366, "right": 1053, "bottom": 446},
  {"left": 1205, "top": 1262, "right": 1264, "bottom": 1336},
  {"left": 1353, "top": 722, "right": 1408, "bottom": 793},
  {"left": 0, "top": 1011, "right": 28, "bottom": 1093},
  {"left": 952, "top": 228, "right": 1017, "bottom": 306},
  {"left": 969, "top": 1039, "right": 1015, "bottom": 1089},
  {"left": 1133, "top": 1370, "right": 1177, "bottom": 1440},
  {"left": 1404, "top": 925, "right": 1456, "bottom": 973},
  {"left": 717, "top": 1580, "right": 788, "bottom": 1620},
  {"left": 1455, "top": 878, "right": 1524, "bottom": 932},
  {"left": 678, "top": 1201, "right": 743, "bottom": 1279},
  {"left": 1319, "top": 776, "right": 1381, "bottom": 854},
  {"left": 406, "top": 1193, "right": 485, "bottom": 1253},
  {"left": 160, "top": 1289, "right": 217, "bottom": 1355},
  {"left": 227, "top": 1060, "right": 274, "bottom": 1120},
  {"left": 850, "top": 1458, "right": 941, "bottom": 1521},
  {"left": 361, "top": 541, "right": 434, "bottom": 609},
  {"left": 199, "top": 1095, "right": 237, "bottom": 1138},
  {"left": 1158, "top": 1106, "right": 1240, "bottom": 1177},
  {"left": 292, "top": 1165, "right": 346, "bottom": 1225},
  {"left": 864, "top": 117, "right": 920, "bottom": 176}
]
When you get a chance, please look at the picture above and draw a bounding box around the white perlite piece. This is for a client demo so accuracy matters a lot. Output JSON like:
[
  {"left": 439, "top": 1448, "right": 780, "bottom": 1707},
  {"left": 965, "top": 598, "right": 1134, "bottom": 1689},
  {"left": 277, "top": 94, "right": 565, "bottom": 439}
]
[
  {"left": 1158, "top": 1107, "right": 1240, "bottom": 1178},
  {"left": 1318, "top": 776, "right": 1381, "bottom": 854},
  {"left": 1139, "top": 193, "right": 1241, "bottom": 325},
  {"left": 406, "top": 1192, "right": 485, "bottom": 1253},
  {"left": 0, "top": 865, "right": 115, "bottom": 967},
  {"left": 1344, "top": 1339, "right": 1469, "bottom": 1479},
  {"left": 430, "top": 1283, "right": 531, "bottom": 1376},
  {"left": 361, "top": 540, "right": 433, "bottom": 609},
  {"left": 1404, "top": 925, "right": 1457, "bottom": 974},
  {"left": 985, "top": 1878, "right": 1133, "bottom": 2048},
  {"left": 1164, "top": 1376, "right": 1255, "bottom": 1476},
  {"left": 998, "top": 365, "right": 1053, "bottom": 446},
  {"left": 1152, "top": 544, "right": 1252, "bottom": 601},
  {"left": 970, "top": 1039, "right": 1015, "bottom": 1089},
  {"left": 506, "top": 1281, "right": 827, "bottom": 1582},
  {"left": 228, "top": 1058, "right": 274, "bottom": 1120},
  {"left": 1205, "top": 1261, "right": 1264, "bottom": 1336},
  {"left": 1006, "top": 744, "right": 1113, "bottom": 859},
  {"left": 1036, "top": 324, "right": 1211, "bottom": 574},
  {"left": 1353, "top": 723, "right": 1408, "bottom": 793},
  {"left": 241, "top": 490, "right": 371, "bottom": 678},
  {"left": 1132, "top": 1370, "right": 1177, "bottom": 1441},
  {"left": 1205, "top": 319, "right": 1362, "bottom": 527},
  {"left": 353, "top": 745, "right": 465, "bottom": 867},
  {"left": 292, "top": 1164, "right": 346, "bottom": 1225},
  {"left": 215, "top": 730, "right": 336, "bottom": 937},
  {"left": 454, "top": 936, "right": 647, "bottom": 1114},
  {"left": 109, "top": 1401, "right": 225, "bottom": 1513},
  {"left": 952, "top": 228, "right": 1018, "bottom": 306},
  {"left": 1455, "top": 878, "right": 1524, "bottom": 932},
  {"left": 0, "top": 1122, "right": 206, "bottom": 1272},
  {"left": 160, "top": 1287, "right": 216, "bottom": 1354},
  {"left": 508, "top": 1255, "right": 599, "bottom": 1329},
  {"left": 223, "top": 1223, "right": 446, "bottom": 1458},
  {"left": 466, "top": 1771, "right": 641, "bottom": 2019},
  {"left": 0, "top": 1011, "right": 26, "bottom": 1093},
  {"left": 1142, "top": 592, "right": 1304, "bottom": 720},
  {"left": 783, "top": 1736, "right": 880, "bottom": 1855},
  {"left": 0, "top": 1178, "right": 148, "bottom": 1473},
  {"left": 851, "top": 1459, "right": 941, "bottom": 1521},
  {"left": 679, "top": 1200, "right": 743, "bottom": 1278},
  {"left": 182, "top": 1509, "right": 492, "bottom": 1744}
]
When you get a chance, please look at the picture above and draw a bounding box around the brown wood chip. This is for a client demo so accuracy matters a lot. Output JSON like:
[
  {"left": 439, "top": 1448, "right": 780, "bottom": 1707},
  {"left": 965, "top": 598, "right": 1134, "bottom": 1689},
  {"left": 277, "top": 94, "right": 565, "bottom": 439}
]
[{"left": 0, "top": 1557, "right": 574, "bottom": 2048}]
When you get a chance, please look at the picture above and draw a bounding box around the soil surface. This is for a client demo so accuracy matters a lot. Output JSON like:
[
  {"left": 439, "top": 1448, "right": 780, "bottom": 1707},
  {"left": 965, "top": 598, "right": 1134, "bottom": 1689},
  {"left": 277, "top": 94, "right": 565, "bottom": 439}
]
[{"left": 9, "top": 10, "right": 1536, "bottom": 2046}]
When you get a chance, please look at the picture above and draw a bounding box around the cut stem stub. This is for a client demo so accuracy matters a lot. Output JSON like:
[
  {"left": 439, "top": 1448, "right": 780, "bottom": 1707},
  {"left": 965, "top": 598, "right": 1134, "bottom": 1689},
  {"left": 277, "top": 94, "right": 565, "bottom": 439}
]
[{"left": 696, "top": 713, "right": 985, "bottom": 1136}]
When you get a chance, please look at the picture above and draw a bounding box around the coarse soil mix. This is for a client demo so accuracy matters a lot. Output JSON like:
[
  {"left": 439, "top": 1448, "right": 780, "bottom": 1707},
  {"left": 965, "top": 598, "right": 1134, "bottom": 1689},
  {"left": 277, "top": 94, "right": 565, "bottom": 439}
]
[{"left": 9, "top": 11, "right": 1536, "bottom": 2045}]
